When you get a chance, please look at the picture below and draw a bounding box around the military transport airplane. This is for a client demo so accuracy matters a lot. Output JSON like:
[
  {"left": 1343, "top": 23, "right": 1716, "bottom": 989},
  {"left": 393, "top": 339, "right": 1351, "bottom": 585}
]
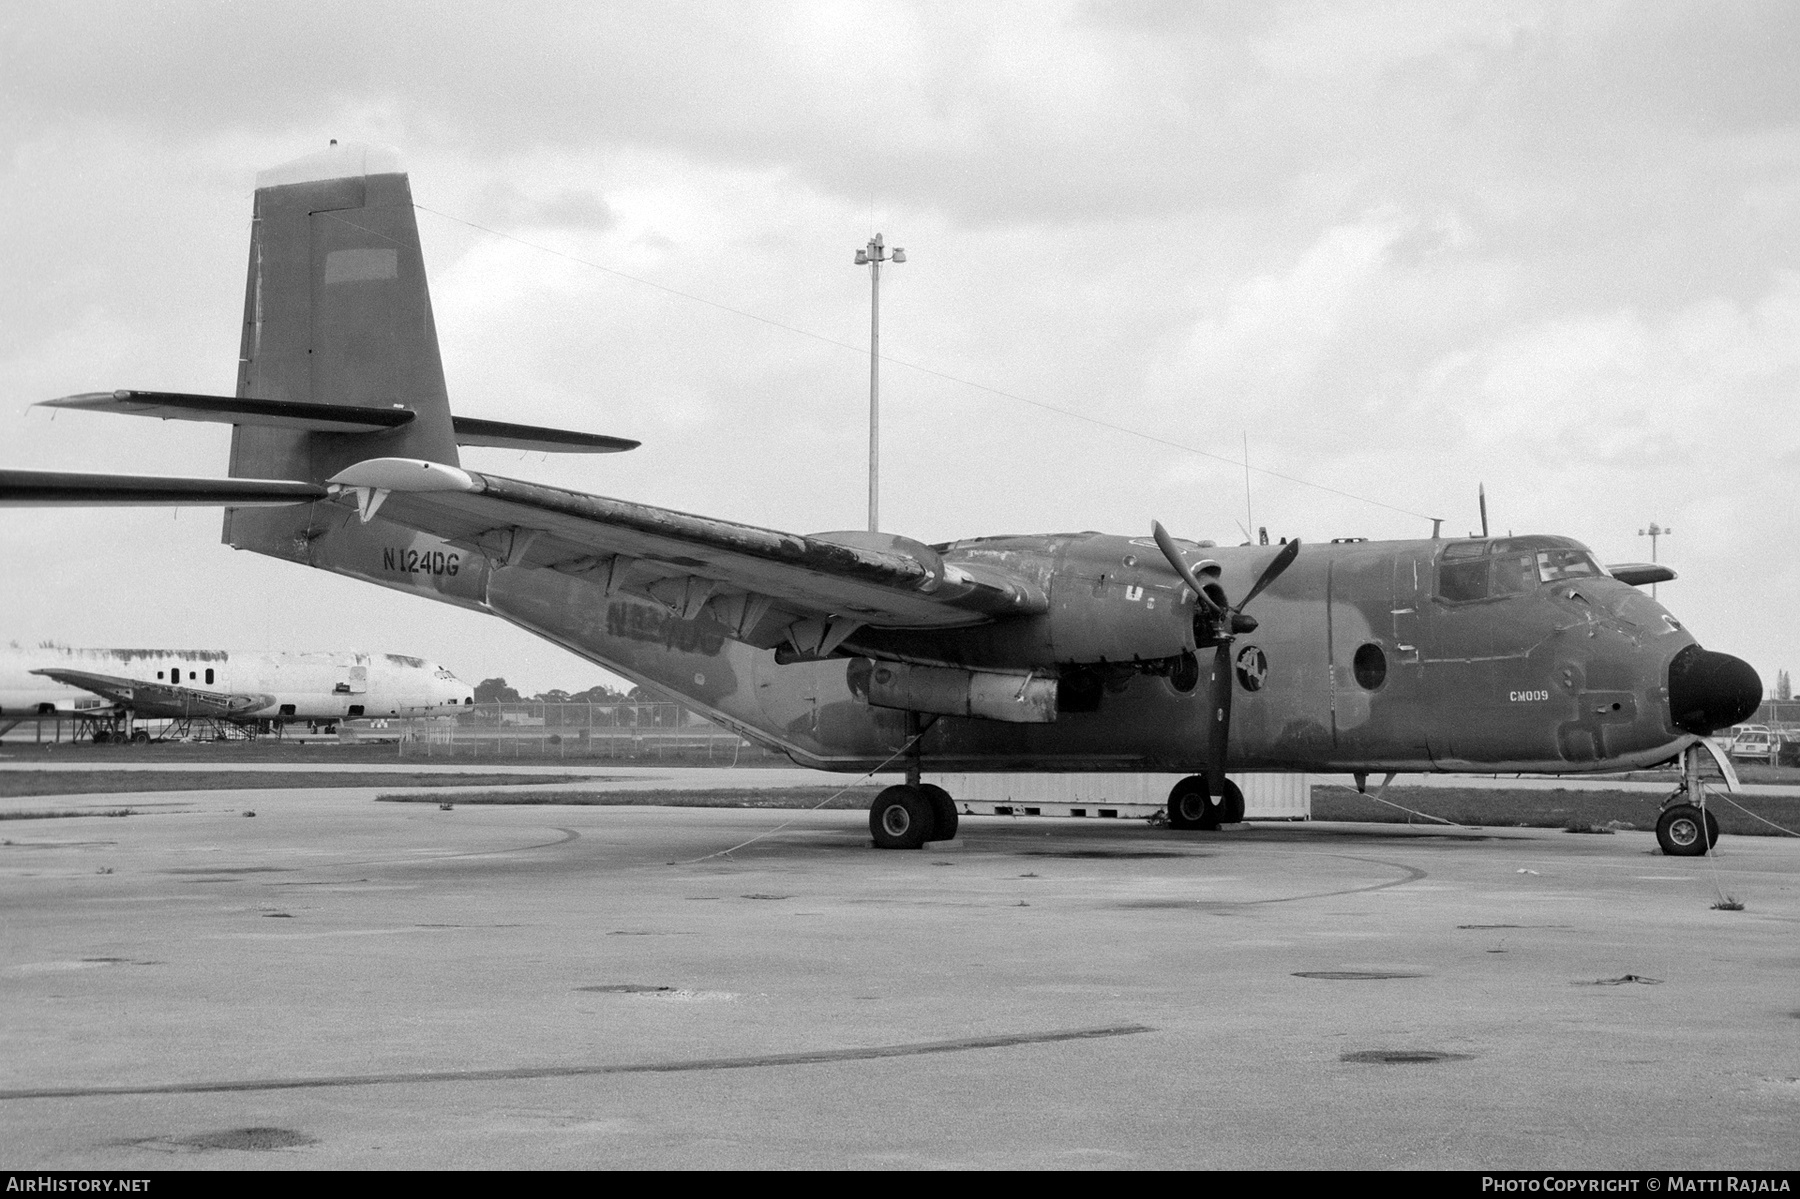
[
  {"left": 0, "top": 144, "right": 1763, "bottom": 855},
  {"left": 0, "top": 642, "right": 472, "bottom": 741}
]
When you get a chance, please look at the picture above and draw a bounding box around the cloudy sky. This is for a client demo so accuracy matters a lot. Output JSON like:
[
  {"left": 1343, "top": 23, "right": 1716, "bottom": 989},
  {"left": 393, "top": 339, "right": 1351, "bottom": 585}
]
[{"left": 3, "top": 0, "right": 1797, "bottom": 697}]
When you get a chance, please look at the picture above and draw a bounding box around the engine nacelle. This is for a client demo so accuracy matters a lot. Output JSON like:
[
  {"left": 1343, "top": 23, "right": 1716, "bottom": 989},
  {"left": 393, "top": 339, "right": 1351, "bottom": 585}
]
[
  {"left": 846, "top": 659, "right": 1058, "bottom": 724},
  {"left": 1039, "top": 571, "right": 1196, "bottom": 664}
]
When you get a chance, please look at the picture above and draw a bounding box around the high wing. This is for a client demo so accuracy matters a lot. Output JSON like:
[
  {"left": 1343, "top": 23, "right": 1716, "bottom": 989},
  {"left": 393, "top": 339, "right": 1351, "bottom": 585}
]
[
  {"left": 1606, "top": 562, "right": 1677, "bottom": 587},
  {"left": 330, "top": 458, "right": 1047, "bottom": 651},
  {"left": 31, "top": 669, "right": 276, "bottom": 719}
]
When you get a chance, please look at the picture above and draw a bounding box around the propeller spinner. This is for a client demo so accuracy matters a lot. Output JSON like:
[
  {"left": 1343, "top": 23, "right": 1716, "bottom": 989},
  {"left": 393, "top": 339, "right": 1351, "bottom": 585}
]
[{"left": 1152, "top": 522, "right": 1300, "bottom": 806}]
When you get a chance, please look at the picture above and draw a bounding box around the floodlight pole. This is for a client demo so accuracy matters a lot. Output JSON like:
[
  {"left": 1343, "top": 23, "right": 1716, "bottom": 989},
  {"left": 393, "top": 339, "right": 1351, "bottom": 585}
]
[
  {"left": 1639, "top": 521, "right": 1671, "bottom": 599},
  {"left": 854, "top": 233, "right": 903, "bottom": 533}
]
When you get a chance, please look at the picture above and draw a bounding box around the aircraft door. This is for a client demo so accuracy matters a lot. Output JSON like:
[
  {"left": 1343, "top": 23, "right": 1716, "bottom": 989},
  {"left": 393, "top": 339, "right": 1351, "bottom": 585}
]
[
  {"left": 1328, "top": 546, "right": 1431, "bottom": 763},
  {"left": 335, "top": 654, "right": 369, "bottom": 696}
]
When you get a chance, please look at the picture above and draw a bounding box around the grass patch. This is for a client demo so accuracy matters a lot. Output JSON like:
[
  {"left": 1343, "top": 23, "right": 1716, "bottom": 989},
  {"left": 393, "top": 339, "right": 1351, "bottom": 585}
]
[
  {"left": 379, "top": 786, "right": 885, "bottom": 809},
  {"left": 0, "top": 772, "right": 591, "bottom": 798},
  {"left": 1311, "top": 785, "right": 1797, "bottom": 837},
  {"left": 0, "top": 808, "right": 136, "bottom": 821}
]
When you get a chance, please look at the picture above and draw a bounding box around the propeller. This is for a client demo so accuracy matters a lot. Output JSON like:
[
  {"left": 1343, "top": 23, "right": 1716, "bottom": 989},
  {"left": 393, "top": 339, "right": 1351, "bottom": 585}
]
[{"left": 1152, "top": 522, "right": 1300, "bottom": 804}]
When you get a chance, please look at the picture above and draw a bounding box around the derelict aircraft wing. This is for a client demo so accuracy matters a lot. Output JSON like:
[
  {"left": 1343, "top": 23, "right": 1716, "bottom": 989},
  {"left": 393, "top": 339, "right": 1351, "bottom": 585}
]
[{"left": 30, "top": 668, "right": 275, "bottom": 720}]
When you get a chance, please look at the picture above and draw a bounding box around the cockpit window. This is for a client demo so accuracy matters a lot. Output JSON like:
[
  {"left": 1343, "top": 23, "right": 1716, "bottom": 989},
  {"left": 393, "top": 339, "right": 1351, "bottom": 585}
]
[
  {"left": 1490, "top": 553, "right": 1537, "bottom": 597},
  {"left": 1437, "top": 559, "right": 1491, "bottom": 602},
  {"left": 1436, "top": 548, "right": 1545, "bottom": 603},
  {"left": 1435, "top": 536, "right": 1600, "bottom": 602},
  {"left": 1536, "top": 549, "right": 1600, "bottom": 581}
]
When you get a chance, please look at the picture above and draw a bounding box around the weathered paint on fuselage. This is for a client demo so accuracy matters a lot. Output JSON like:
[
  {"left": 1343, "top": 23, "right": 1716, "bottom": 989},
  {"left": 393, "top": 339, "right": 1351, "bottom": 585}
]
[
  {"left": 0, "top": 643, "right": 471, "bottom": 721},
  {"left": 277, "top": 504, "right": 1698, "bottom": 778}
]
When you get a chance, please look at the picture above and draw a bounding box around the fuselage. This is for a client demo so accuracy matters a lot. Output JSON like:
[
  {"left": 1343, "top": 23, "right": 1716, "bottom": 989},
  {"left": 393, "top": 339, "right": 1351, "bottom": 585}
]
[
  {"left": 270, "top": 507, "right": 1743, "bottom": 776},
  {"left": 0, "top": 645, "right": 472, "bottom": 722}
]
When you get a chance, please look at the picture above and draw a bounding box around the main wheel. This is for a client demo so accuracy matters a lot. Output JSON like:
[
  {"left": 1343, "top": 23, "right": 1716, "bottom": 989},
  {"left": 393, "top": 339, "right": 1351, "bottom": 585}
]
[
  {"left": 918, "top": 784, "right": 958, "bottom": 842},
  {"left": 1167, "top": 775, "right": 1220, "bottom": 830},
  {"left": 130, "top": 730, "right": 151, "bottom": 745},
  {"left": 1218, "top": 779, "right": 1245, "bottom": 824},
  {"left": 870, "top": 784, "right": 937, "bottom": 850},
  {"left": 1656, "top": 804, "right": 1720, "bottom": 856}
]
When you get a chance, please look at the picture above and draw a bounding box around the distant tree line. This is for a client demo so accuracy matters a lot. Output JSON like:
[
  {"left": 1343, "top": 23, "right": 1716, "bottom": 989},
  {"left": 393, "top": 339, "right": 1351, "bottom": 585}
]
[{"left": 472, "top": 677, "right": 658, "bottom": 705}]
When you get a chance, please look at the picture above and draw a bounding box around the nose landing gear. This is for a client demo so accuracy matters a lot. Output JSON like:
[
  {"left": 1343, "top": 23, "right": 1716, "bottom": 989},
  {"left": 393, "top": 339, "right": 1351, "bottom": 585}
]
[{"left": 1656, "top": 741, "right": 1730, "bottom": 857}]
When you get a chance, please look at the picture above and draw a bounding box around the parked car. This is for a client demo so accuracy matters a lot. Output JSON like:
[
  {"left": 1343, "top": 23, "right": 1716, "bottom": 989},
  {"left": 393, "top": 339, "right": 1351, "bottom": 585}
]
[{"left": 1724, "top": 725, "right": 1800, "bottom": 766}]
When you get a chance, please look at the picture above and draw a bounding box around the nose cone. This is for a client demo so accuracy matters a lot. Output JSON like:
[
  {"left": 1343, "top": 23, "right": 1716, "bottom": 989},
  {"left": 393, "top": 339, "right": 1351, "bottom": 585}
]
[{"left": 1667, "top": 644, "right": 1762, "bottom": 734}]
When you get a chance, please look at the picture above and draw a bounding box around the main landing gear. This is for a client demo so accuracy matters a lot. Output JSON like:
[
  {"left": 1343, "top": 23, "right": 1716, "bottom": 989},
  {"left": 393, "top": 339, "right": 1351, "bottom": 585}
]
[
  {"left": 868, "top": 712, "right": 959, "bottom": 850},
  {"left": 1656, "top": 742, "right": 1724, "bottom": 857},
  {"left": 869, "top": 783, "right": 959, "bottom": 850},
  {"left": 1166, "top": 776, "right": 1244, "bottom": 830}
]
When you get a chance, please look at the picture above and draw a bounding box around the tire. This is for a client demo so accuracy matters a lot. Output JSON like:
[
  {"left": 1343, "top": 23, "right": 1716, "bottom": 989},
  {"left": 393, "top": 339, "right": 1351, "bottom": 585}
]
[
  {"left": 1657, "top": 804, "right": 1720, "bottom": 856},
  {"left": 130, "top": 730, "right": 150, "bottom": 745},
  {"left": 870, "top": 784, "right": 937, "bottom": 850},
  {"left": 92, "top": 730, "right": 111, "bottom": 744},
  {"left": 918, "top": 784, "right": 958, "bottom": 842},
  {"left": 1218, "top": 779, "right": 1245, "bottom": 824},
  {"left": 1167, "top": 776, "right": 1219, "bottom": 830}
]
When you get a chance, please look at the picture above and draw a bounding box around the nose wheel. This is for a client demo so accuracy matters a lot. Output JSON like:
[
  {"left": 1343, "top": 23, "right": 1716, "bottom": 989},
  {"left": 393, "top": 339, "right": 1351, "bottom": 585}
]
[
  {"left": 1655, "top": 804, "right": 1719, "bottom": 857},
  {"left": 1656, "top": 742, "right": 1726, "bottom": 857}
]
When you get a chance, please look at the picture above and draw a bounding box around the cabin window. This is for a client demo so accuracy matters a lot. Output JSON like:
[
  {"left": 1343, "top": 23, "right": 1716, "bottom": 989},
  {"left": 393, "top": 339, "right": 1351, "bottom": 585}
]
[
  {"left": 205, "top": 668, "right": 214, "bottom": 685},
  {"left": 347, "top": 705, "right": 365, "bottom": 717},
  {"left": 1353, "top": 643, "right": 1387, "bottom": 690},
  {"left": 156, "top": 671, "right": 164, "bottom": 680},
  {"left": 279, "top": 704, "right": 296, "bottom": 716}
]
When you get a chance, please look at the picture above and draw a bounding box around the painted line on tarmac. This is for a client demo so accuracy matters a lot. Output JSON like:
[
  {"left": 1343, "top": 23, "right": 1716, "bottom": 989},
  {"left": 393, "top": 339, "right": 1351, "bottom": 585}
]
[{"left": 0, "top": 1024, "right": 1154, "bottom": 1101}]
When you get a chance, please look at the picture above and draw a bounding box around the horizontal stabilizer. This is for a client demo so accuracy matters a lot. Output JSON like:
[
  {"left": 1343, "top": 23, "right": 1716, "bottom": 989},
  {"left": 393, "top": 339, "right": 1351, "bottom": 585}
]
[
  {"left": 0, "top": 470, "right": 326, "bottom": 507},
  {"left": 451, "top": 417, "right": 638, "bottom": 454},
  {"left": 1607, "top": 562, "right": 1676, "bottom": 587},
  {"left": 40, "top": 392, "right": 637, "bottom": 453},
  {"left": 42, "top": 391, "right": 415, "bottom": 433}
]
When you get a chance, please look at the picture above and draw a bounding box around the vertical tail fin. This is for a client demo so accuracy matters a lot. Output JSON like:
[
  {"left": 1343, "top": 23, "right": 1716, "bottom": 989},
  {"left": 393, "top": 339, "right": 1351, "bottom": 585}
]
[{"left": 226, "top": 143, "right": 458, "bottom": 551}]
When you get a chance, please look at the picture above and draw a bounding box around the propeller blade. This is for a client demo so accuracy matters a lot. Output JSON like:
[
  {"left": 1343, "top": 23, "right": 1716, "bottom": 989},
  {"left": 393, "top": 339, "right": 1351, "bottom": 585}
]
[
  {"left": 1235, "top": 537, "right": 1300, "bottom": 613},
  {"left": 1206, "top": 639, "right": 1234, "bottom": 800},
  {"left": 1151, "top": 521, "right": 1224, "bottom": 616}
]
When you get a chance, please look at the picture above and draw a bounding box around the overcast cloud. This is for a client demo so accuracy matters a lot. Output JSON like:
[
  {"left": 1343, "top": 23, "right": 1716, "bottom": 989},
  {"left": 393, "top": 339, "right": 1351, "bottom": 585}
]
[{"left": 3, "top": 0, "right": 1796, "bottom": 696}]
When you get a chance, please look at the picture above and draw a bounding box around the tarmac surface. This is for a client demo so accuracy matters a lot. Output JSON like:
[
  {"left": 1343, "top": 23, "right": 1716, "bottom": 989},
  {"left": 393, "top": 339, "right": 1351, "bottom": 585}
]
[{"left": 2, "top": 781, "right": 1797, "bottom": 1170}]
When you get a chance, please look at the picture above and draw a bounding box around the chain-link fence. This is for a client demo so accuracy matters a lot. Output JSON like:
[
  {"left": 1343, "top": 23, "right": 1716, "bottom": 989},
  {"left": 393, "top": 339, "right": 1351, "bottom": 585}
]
[{"left": 394, "top": 701, "right": 775, "bottom": 761}]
